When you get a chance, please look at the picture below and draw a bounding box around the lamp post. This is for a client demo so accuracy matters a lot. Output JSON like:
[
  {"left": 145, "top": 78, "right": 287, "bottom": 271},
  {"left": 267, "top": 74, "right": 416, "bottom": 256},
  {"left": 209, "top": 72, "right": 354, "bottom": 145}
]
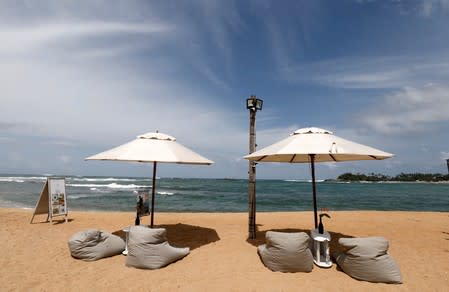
[{"left": 246, "top": 95, "right": 263, "bottom": 239}]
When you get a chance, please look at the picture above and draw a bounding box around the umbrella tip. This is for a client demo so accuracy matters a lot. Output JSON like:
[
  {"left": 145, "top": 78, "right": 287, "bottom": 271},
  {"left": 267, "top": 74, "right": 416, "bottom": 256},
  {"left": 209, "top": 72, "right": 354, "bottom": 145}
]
[{"left": 293, "top": 127, "right": 333, "bottom": 135}]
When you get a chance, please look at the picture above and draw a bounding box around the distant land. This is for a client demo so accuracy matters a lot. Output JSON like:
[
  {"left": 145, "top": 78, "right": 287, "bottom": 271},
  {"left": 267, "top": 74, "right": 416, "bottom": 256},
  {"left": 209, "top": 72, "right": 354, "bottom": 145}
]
[{"left": 335, "top": 172, "right": 449, "bottom": 182}]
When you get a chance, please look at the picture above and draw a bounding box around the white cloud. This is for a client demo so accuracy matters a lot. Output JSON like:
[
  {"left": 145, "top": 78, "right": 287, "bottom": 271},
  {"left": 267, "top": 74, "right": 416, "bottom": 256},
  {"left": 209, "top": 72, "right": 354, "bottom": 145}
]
[
  {"left": 0, "top": 3, "right": 253, "bottom": 178},
  {"left": 357, "top": 84, "right": 449, "bottom": 134},
  {"left": 441, "top": 152, "right": 449, "bottom": 160}
]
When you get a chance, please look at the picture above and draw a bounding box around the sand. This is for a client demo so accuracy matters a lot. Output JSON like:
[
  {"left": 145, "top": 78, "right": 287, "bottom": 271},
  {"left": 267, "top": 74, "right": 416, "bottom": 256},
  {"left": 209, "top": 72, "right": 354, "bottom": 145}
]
[{"left": 1, "top": 208, "right": 448, "bottom": 291}]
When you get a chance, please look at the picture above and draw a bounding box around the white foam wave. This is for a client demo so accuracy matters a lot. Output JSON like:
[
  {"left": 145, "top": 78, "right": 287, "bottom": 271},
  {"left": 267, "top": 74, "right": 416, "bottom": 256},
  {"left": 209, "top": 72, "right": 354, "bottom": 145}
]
[
  {"left": 284, "top": 179, "right": 325, "bottom": 183},
  {"left": 0, "top": 178, "right": 25, "bottom": 183},
  {"left": 70, "top": 177, "right": 141, "bottom": 182},
  {"left": 68, "top": 194, "right": 91, "bottom": 199},
  {"left": 67, "top": 183, "right": 148, "bottom": 189},
  {"left": 158, "top": 191, "right": 174, "bottom": 196},
  {"left": 0, "top": 176, "right": 46, "bottom": 182},
  {"left": 0, "top": 199, "right": 30, "bottom": 208}
]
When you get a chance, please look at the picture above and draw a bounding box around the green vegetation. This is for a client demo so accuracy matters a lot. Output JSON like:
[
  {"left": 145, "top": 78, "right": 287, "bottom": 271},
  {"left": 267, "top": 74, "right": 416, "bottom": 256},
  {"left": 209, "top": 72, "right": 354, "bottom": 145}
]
[{"left": 337, "top": 172, "right": 449, "bottom": 182}]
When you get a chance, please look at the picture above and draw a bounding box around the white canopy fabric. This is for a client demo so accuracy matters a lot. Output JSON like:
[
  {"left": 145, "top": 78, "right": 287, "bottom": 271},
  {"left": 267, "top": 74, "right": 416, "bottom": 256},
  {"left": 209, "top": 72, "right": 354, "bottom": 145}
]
[
  {"left": 244, "top": 127, "right": 393, "bottom": 163},
  {"left": 86, "top": 132, "right": 213, "bottom": 165},
  {"left": 244, "top": 127, "right": 393, "bottom": 229},
  {"left": 86, "top": 132, "right": 213, "bottom": 227}
]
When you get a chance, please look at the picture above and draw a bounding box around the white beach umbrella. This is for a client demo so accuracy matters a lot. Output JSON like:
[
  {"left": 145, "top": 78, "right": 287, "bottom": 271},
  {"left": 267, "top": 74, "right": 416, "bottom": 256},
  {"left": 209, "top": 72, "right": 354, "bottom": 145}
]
[
  {"left": 244, "top": 127, "right": 393, "bottom": 228},
  {"left": 86, "top": 132, "right": 213, "bottom": 227}
]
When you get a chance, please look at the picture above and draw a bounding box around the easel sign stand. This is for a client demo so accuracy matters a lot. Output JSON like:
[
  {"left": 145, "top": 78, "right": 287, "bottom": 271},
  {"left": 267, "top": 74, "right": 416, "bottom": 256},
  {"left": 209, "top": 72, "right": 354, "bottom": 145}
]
[{"left": 30, "top": 178, "right": 68, "bottom": 224}]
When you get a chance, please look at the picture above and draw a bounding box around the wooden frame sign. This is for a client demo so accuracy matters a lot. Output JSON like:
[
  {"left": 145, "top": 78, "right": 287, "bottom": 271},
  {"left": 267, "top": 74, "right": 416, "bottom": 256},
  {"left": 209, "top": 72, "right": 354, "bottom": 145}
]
[{"left": 30, "top": 177, "right": 68, "bottom": 224}]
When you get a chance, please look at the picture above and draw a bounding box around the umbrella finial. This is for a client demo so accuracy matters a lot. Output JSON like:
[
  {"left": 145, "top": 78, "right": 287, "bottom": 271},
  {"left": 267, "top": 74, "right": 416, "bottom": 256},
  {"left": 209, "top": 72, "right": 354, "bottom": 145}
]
[{"left": 293, "top": 127, "right": 334, "bottom": 135}]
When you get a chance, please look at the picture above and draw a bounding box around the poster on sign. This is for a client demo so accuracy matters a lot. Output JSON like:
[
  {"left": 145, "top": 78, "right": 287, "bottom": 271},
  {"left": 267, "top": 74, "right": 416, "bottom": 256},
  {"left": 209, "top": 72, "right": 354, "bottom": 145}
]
[{"left": 49, "top": 178, "right": 67, "bottom": 217}]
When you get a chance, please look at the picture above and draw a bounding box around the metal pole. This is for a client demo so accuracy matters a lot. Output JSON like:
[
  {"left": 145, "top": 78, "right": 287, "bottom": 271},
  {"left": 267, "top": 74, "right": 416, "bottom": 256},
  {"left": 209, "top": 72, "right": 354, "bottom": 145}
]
[
  {"left": 310, "top": 154, "right": 318, "bottom": 229},
  {"left": 248, "top": 108, "right": 257, "bottom": 239},
  {"left": 150, "top": 161, "right": 157, "bottom": 228}
]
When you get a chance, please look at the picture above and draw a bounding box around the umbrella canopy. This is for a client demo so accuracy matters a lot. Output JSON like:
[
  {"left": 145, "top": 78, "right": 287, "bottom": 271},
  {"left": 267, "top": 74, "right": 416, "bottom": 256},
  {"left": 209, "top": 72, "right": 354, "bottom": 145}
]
[
  {"left": 244, "top": 127, "right": 393, "bottom": 228},
  {"left": 85, "top": 132, "right": 213, "bottom": 164},
  {"left": 86, "top": 132, "right": 213, "bottom": 227}
]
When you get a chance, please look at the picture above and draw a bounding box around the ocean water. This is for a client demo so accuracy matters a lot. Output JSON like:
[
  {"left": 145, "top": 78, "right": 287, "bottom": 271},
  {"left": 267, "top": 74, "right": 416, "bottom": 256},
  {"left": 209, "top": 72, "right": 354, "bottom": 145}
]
[{"left": 0, "top": 174, "right": 448, "bottom": 212}]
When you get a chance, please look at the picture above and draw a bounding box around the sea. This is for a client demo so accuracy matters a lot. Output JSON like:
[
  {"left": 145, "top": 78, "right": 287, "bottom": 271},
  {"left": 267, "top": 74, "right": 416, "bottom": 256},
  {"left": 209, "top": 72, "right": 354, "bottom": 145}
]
[{"left": 1, "top": 174, "right": 448, "bottom": 212}]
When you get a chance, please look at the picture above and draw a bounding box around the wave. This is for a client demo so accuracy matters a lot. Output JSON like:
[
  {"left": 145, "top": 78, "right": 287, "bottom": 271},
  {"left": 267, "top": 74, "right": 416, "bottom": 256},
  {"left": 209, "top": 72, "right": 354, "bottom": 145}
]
[
  {"left": 69, "top": 177, "right": 142, "bottom": 182},
  {"left": 158, "top": 191, "right": 174, "bottom": 196},
  {"left": 0, "top": 175, "right": 149, "bottom": 184},
  {"left": 68, "top": 194, "right": 93, "bottom": 199},
  {"left": 283, "top": 179, "right": 325, "bottom": 183},
  {"left": 0, "top": 178, "right": 25, "bottom": 183},
  {"left": 0, "top": 198, "right": 31, "bottom": 208},
  {"left": 0, "top": 176, "right": 47, "bottom": 182},
  {"left": 67, "top": 183, "right": 149, "bottom": 189}
]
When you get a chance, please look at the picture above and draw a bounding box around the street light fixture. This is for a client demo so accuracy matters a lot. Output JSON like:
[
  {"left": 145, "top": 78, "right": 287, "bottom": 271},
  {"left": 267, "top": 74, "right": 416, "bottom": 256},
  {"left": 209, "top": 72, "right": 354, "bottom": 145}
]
[
  {"left": 246, "top": 95, "right": 263, "bottom": 111},
  {"left": 247, "top": 94, "right": 263, "bottom": 239}
]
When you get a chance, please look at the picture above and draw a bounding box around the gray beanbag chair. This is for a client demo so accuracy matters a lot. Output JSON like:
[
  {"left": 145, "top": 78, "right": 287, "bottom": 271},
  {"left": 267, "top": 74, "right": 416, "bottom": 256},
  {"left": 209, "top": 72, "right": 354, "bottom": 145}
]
[
  {"left": 258, "top": 231, "right": 313, "bottom": 273},
  {"left": 334, "top": 237, "right": 402, "bottom": 283},
  {"left": 126, "top": 226, "right": 190, "bottom": 269},
  {"left": 68, "top": 229, "right": 125, "bottom": 261}
]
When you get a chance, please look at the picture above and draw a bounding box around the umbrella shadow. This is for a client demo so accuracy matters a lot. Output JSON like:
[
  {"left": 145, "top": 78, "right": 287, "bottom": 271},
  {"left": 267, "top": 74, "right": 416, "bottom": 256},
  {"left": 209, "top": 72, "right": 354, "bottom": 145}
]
[
  {"left": 113, "top": 223, "right": 220, "bottom": 251},
  {"left": 159, "top": 223, "right": 220, "bottom": 250}
]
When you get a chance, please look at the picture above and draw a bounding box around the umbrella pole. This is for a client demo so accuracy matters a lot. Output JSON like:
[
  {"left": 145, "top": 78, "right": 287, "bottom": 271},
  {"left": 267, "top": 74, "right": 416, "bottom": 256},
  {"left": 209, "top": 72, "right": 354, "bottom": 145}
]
[
  {"left": 150, "top": 161, "right": 157, "bottom": 228},
  {"left": 310, "top": 154, "right": 318, "bottom": 229}
]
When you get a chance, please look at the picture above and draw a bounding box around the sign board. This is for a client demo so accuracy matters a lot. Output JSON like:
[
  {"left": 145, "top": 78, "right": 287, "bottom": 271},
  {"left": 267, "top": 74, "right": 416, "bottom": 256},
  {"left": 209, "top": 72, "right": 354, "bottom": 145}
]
[{"left": 30, "top": 178, "right": 68, "bottom": 224}]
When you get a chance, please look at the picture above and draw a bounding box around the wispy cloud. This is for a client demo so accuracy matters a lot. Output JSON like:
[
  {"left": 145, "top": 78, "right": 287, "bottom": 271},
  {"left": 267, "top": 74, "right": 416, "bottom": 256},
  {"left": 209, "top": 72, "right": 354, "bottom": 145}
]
[
  {"left": 0, "top": 21, "right": 173, "bottom": 55},
  {"left": 261, "top": 1, "right": 325, "bottom": 77},
  {"left": 420, "top": 0, "right": 449, "bottom": 17},
  {"left": 356, "top": 0, "right": 449, "bottom": 17},
  {"left": 282, "top": 55, "right": 449, "bottom": 89}
]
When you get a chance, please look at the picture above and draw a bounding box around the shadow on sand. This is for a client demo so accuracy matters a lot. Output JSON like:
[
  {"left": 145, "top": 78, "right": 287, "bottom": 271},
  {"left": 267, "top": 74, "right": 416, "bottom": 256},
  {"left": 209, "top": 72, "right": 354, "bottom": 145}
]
[
  {"left": 113, "top": 223, "right": 220, "bottom": 251},
  {"left": 30, "top": 216, "right": 74, "bottom": 225}
]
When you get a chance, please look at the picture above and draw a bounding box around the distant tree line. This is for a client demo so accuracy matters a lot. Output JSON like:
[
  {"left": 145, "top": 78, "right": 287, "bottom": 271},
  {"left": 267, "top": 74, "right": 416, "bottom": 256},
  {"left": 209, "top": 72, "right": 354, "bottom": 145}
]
[{"left": 337, "top": 172, "right": 449, "bottom": 182}]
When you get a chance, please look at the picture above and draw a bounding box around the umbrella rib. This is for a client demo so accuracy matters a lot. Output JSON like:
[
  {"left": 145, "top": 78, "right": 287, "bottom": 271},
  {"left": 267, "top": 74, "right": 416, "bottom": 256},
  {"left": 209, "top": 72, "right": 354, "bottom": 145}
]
[
  {"left": 289, "top": 154, "right": 296, "bottom": 163},
  {"left": 369, "top": 155, "right": 378, "bottom": 160},
  {"left": 329, "top": 154, "right": 337, "bottom": 162},
  {"left": 257, "top": 156, "right": 267, "bottom": 162}
]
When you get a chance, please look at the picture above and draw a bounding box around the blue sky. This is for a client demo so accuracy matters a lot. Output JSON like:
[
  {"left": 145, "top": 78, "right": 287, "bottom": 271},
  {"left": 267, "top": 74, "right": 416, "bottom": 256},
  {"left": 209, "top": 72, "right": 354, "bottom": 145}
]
[{"left": 1, "top": 0, "right": 448, "bottom": 179}]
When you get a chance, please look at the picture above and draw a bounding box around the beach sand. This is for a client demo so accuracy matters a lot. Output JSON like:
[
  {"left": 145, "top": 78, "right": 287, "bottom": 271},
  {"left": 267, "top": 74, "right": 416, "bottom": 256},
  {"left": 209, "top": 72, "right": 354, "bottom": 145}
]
[{"left": 1, "top": 209, "right": 448, "bottom": 291}]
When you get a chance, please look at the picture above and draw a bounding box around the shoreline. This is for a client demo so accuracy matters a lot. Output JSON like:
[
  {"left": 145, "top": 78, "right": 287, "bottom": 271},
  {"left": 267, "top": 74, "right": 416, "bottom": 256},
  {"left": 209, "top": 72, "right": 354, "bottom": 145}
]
[
  {"left": 18, "top": 206, "right": 449, "bottom": 213},
  {"left": 1, "top": 208, "right": 448, "bottom": 291}
]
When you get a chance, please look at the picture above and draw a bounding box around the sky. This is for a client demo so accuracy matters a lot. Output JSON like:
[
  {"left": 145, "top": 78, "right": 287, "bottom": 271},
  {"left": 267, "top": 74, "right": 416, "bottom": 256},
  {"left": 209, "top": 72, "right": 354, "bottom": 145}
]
[{"left": 1, "top": 0, "right": 449, "bottom": 180}]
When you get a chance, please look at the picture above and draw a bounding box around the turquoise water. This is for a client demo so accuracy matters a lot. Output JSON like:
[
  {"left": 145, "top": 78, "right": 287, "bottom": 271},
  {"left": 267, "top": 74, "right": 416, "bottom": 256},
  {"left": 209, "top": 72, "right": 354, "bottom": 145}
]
[{"left": 0, "top": 175, "right": 448, "bottom": 212}]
